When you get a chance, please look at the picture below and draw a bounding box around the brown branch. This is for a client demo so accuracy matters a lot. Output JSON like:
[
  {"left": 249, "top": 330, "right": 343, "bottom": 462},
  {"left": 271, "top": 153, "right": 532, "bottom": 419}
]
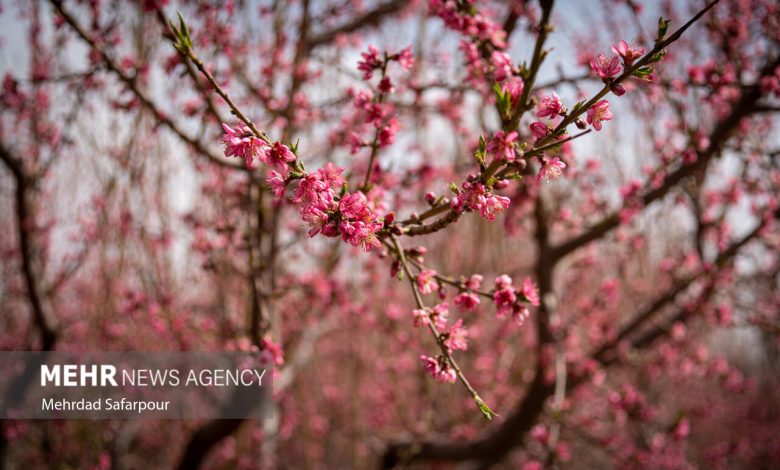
[
  {"left": 551, "top": 57, "right": 778, "bottom": 261},
  {"left": 383, "top": 212, "right": 770, "bottom": 467},
  {"left": 304, "top": 0, "right": 411, "bottom": 50},
  {"left": 0, "top": 143, "right": 57, "bottom": 350},
  {"left": 50, "top": 0, "right": 241, "bottom": 170}
]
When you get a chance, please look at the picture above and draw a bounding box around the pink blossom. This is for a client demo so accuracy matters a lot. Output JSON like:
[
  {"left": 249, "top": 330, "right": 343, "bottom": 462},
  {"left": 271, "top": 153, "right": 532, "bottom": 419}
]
[
  {"left": 316, "top": 162, "right": 346, "bottom": 188},
  {"left": 513, "top": 305, "right": 530, "bottom": 325},
  {"left": 480, "top": 194, "right": 510, "bottom": 221},
  {"left": 365, "top": 102, "right": 387, "bottom": 126},
  {"left": 611, "top": 40, "right": 645, "bottom": 67},
  {"left": 353, "top": 89, "right": 374, "bottom": 110},
  {"left": 412, "top": 308, "right": 429, "bottom": 327},
  {"left": 486, "top": 131, "right": 518, "bottom": 162},
  {"left": 590, "top": 54, "right": 621, "bottom": 79},
  {"left": 465, "top": 274, "right": 483, "bottom": 291},
  {"left": 378, "top": 77, "right": 394, "bottom": 94},
  {"left": 396, "top": 46, "right": 414, "bottom": 70},
  {"left": 339, "top": 192, "right": 368, "bottom": 219},
  {"left": 530, "top": 121, "right": 549, "bottom": 139},
  {"left": 586, "top": 99, "right": 612, "bottom": 131},
  {"left": 502, "top": 77, "right": 524, "bottom": 106},
  {"left": 419, "top": 355, "right": 456, "bottom": 384},
  {"left": 348, "top": 132, "right": 364, "bottom": 154},
  {"left": 444, "top": 319, "right": 468, "bottom": 351},
  {"left": 454, "top": 292, "right": 480, "bottom": 311},
  {"left": 520, "top": 277, "right": 540, "bottom": 306},
  {"left": 430, "top": 303, "right": 450, "bottom": 329},
  {"left": 493, "top": 287, "right": 516, "bottom": 317},
  {"left": 263, "top": 141, "right": 296, "bottom": 172},
  {"left": 495, "top": 274, "right": 512, "bottom": 290},
  {"left": 417, "top": 270, "right": 440, "bottom": 294},
  {"left": 221, "top": 123, "right": 265, "bottom": 165},
  {"left": 377, "top": 117, "right": 399, "bottom": 147},
  {"left": 266, "top": 170, "right": 287, "bottom": 199},
  {"left": 536, "top": 92, "right": 563, "bottom": 118},
  {"left": 338, "top": 216, "right": 383, "bottom": 251},
  {"left": 357, "top": 45, "right": 382, "bottom": 80},
  {"left": 260, "top": 336, "right": 284, "bottom": 366},
  {"left": 491, "top": 50, "right": 513, "bottom": 82},
  {"left": 537, "top": 157, "right": 567, "bottom": 183},
  {"left": 420, "top": 355, "right": 440, "bottom": 376},
  {"left": 450, "top": 181, "right": 510, "bottom": 221}
]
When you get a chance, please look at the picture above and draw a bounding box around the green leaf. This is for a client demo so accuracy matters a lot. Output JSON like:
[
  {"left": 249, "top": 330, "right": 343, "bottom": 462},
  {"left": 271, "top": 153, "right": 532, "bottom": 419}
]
[
  {"left": 476, "top": 400, "right": 498, "bottom": 420},
  {"left": 474, "top": 135, "right": 486, "bottom": 165},
  {"left": 447, "top": 182, "right": 459, "bottom": 194},
  {"left": 650, "top": 50, "right": 667, "bottom": 63},
  {"left": 657, "top": 17, "right": 671, "bottom": 42},
  {"left": 177, "top": 13, "right": 191, "bottom": 47},
  {"left": 571, "top": 99, "right": 586, "bottom": 114},
  {"left": 632, "top": 65, "right": 654, "bottom": 80}
]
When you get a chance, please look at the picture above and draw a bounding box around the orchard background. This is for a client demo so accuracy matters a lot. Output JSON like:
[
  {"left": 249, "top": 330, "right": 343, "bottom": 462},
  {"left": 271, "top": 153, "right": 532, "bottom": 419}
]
[{"left": 0, "top": 0, "right": 778, "bottom": 468}]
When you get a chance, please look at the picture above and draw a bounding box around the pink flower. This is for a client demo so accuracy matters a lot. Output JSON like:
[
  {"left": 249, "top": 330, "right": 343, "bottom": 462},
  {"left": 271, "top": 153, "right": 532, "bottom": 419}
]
[
  {"left": 348, "top": 132, "right": 364, "bottom": 154},
  {"left": 443, "top": 319, "right": 468, "bottom": 352},
  {"left": 520, "top": 277, "right": 540, "bottom": 306},
  {"left": 502, "top": 77, "right": 525, "bottom": 106},
  {"left": 493, "top": 287, "right": 516, "bottom": 318},
  {"left": 339, "top": 192, "right": 367, "bottom": 219},
  {"left": 263, "top": 141, "right": 296, "bottom": 171},
  {"left": 611, "top": 40, "right": 645, "bottom": 67},
  {"left": 357, "top": 45, "right": 382, "bottom": 80},
  {"left": 436, "top": 367, "right": 457, "bottom": 383},
  {"left": 536, "top": 92, "right": 563, "bottom": 118},
  {"left": 412, "top": 308, "right": 429, "bottom": 327},
  {"left": 530, "top": 121, "right": 549, "bottom": 139},
  {"left": 378, "top": 77, "right": 394, "bottom": 94},
  {"left": 430, "top": 303, "right": 450, "bottom": 329},
  {"left": 537, "top": 157, "right": 567, "bottom": 183},
  {"left": 338, "top": 218, "right": 383, "bottom": 251},
  {"left": 590, "top": 54, "right": 621, "bottom": 79},
  {"left": 260, "top": 336, "right": 284, "bottom": 366},
  {"left": 491, "top": 50, "right": 513, "bottom": 82},
  {"left": 465, "top": 274, "right": 483, "bottom": 291},
  {"left": 317, "top": 162, "right": 345, "bottom": 188},
  {"left": 221, "top": 123, "right": 265, "bottom": 165},
  {"left": 513, "top": 305, "right": 530, "bottom": 325},
  {"left": 486, "top": 131, "right": 518, "bottom": 162},
  {"left": 420, "top": 355, "right": 440, "bottom": 376},
  {"left": 450, "top": 182, "right": 510, "bottom": 222},
  {"left": 353, "top": 89, "right": 374, "bottom": 110},
  {"left": 365, "top": 102, "right": 387, "bottom": 125},
  {"left": 495, "top": 274, "right": 512, "bottom": 290},
  {"left": 586, "top": 99, "right": 612, "bottom": 131},
  {"left": 396, "top": 46, "right": 414, "bottom": 70},
  {"left": 480, "top": 194, "right": 510, "bottom": 221},
  {"left": 292, "top": 165, "right": 345, "bottom": 237},
  {"left": 266, "top": 170, "right": 287, "bottom": 199},
  {"left": 377, "top": 117, "right": 399, "bottom": 147},
  {"left": 417, "top": 270, "right": 440, "bottom": 294},
  {"left": 454, "top": 292, "right": 480, "bottom": 311},
  {"left": 419, "top": 355, "right": 456, "bottom": 384}
]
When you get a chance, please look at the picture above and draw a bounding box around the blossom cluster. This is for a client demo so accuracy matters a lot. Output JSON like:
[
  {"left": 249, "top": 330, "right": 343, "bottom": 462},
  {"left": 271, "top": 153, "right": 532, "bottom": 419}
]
[
  {"left": 450, "top": 180, "right": 511, "bottom": 221},
  {"left": 350, "top": 45, "right": 413, "bottom": 169},
  {"left": 292, "top": 164, "right": 384, "bottom": 251},
  {"left": 493, "top": 275, "right": 539, "bottom": 325}
]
